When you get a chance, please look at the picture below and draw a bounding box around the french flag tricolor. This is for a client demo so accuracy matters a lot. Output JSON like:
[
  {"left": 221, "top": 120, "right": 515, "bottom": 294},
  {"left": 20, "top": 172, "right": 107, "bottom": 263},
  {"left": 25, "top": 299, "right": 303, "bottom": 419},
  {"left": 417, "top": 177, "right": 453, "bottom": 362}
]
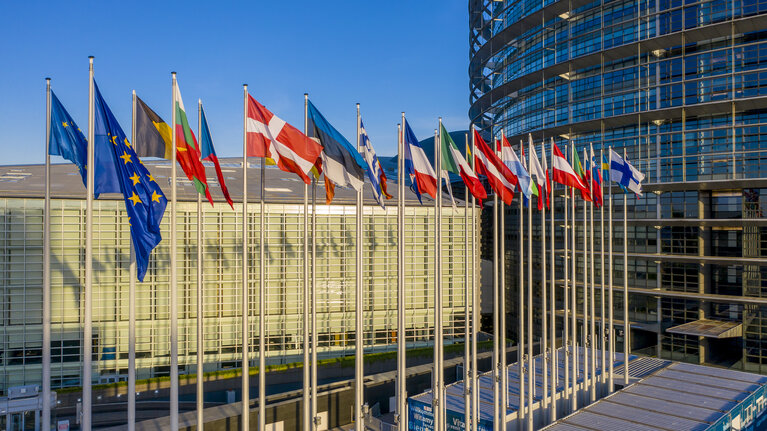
[{"left": 403, "top": 120, "right": 437, "bottom": 203}]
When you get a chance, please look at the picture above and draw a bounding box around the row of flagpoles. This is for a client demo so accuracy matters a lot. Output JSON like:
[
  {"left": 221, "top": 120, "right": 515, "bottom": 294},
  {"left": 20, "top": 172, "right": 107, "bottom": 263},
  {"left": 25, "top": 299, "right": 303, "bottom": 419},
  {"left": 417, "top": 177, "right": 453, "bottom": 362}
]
[{"left": 42, "top": 57, "right": 645, "bottom": 431}]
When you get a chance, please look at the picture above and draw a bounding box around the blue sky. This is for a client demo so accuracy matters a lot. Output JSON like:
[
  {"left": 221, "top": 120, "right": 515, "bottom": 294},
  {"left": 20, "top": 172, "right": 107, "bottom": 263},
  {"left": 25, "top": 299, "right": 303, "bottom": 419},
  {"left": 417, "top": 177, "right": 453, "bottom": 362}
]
[{"left": 0, "top": 1, "right": 469, "bottom": 164}]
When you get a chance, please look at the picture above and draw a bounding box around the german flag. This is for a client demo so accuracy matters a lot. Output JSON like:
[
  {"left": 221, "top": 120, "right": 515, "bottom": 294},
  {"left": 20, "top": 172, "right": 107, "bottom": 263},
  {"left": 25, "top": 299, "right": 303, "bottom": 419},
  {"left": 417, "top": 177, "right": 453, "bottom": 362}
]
[{"left": 135, "top": 96, "right": 173, "bottom": 159}]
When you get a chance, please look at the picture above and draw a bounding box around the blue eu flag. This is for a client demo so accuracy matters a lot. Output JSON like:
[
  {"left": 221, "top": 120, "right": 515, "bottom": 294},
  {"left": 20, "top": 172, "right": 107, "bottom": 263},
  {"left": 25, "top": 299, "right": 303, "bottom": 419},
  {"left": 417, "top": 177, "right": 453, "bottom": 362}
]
[
  {"left": 49, "top": 91, "right": 88, "bottom": 187},
  {"left": 93, "top": 80, "right": 167, "bottom": 281}
]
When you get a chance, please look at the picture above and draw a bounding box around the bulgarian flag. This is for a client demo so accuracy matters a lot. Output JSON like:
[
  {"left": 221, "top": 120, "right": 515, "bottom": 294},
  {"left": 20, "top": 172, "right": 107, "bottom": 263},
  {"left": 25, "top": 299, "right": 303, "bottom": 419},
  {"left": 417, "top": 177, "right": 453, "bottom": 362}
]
[
  {"left": 174, "top": 81, "right": 213, "bottom": 205},
  {"left": 440, "top": 123, "right": 487, "bottom": 203}
]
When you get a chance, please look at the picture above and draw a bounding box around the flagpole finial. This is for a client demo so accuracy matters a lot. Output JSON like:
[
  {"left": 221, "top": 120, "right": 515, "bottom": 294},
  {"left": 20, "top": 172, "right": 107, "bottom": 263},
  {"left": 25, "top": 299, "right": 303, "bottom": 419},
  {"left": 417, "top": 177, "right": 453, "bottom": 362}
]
[
  {"left": 171, "top": 71, "right": 176, "bottom": 76},
  {"left": 45, "top": 77, "right": 51, "bottom": 82},
  {"left": 88, "top": 56, "right": 94, "bottom": 60}
]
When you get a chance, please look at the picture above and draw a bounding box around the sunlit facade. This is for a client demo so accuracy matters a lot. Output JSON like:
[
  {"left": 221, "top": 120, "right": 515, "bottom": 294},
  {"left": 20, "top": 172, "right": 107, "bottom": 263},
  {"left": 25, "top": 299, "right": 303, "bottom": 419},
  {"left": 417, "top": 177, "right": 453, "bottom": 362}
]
[{"left": 470, "top": 0, "right": 767, "bottom": 370}]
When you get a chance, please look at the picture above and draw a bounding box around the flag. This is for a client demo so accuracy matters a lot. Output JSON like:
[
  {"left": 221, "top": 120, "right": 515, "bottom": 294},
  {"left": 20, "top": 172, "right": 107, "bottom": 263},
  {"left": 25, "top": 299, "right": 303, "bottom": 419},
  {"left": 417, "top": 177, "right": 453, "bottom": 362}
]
[
  {"left": 174, "top": 82, "right": 214, "bottom": 205},
  {"left": 307, "top": 100, "right": 367, "bottom": 204},
  {"left": 49, "top": 91, "right": 87, "bottom": 187},
  {"left": 609, "top": 149, "right": 645, "bottom": 195},
  {"left": 403, "top": 120, "right": 437, "bottom": 203},
  {"left": 500, "top": 135, "right": 533, "bottom": 199},
  {"left": 473, "top": 129, "right": 516, "bottom": 205},
  {"left": 199, "top": 103, "right": 234, "bottom": 209},
  {"left": 135, "top": 96, "right": 173, "bottom": 159},
  {"left": 440, "top": 123, "right": 487, "bottom": 203},
  {"left": 572, "top": 146, "right": 593, "bottom": 202},
  {"left": 551, "top": 140, "right": 588, "bottom": 192},
  {"left": 94, "top": 81, "right": 166, "bottom": 281},
  {"left": 528, "top": 135, "right": 546, "bottom": 210},
  {"left": 602, "top": 153, "right": 611, "bottom": 183},
  {"left": 359, "top": 119, "right": 391, "bottom": 208},
  {"left": 246, "top": 95, "right": 323, "bottom": 184},
  {"left": 589, "top": 143, "right": 603, "bottom": 207}
]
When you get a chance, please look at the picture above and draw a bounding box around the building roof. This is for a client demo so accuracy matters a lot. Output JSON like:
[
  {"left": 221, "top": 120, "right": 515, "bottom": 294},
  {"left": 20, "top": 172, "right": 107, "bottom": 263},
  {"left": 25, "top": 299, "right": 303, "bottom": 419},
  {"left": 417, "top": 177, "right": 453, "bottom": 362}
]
[{"left": 0, "top": 157, "right": 463, "bottom": 207}]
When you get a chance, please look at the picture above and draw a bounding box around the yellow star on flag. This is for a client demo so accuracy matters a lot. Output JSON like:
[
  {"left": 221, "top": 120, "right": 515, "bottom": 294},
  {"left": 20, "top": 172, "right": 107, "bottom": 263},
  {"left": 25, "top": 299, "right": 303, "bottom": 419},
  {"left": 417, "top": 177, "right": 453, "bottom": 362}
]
[
  {"left": 111, "top": 136, "right": 118, "bottom": 145},
  {"left": 124, "top": 138, "right": 132, "bottom": 148},
  {"left": 151, "top": 191, "right": 162, "bottom": 203},
  {"left": 128, "top": 192, "right": 142, "bottom": 206},
  {"left": 62, "top": 122, "right": 69, "bottom": 127},
  {"left": 127, "top": 217, "right": 131, "bottom": 227},
  {"left": 129, "top": 172, "right": 140, "bottom": 185},
  {"left": 120, "top": 151, "right": 132, "bottom": 164},
  {"left": 148, "top": 174, "right": 156, "bottom": 183}
]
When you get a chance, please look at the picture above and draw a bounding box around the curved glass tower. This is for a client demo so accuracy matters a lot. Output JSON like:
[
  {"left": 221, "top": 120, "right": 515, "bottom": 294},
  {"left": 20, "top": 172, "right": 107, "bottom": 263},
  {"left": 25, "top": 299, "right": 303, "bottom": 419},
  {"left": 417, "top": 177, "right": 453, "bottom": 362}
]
[{"left": 470, "top": 0, "right": 767, "bottom": 371}]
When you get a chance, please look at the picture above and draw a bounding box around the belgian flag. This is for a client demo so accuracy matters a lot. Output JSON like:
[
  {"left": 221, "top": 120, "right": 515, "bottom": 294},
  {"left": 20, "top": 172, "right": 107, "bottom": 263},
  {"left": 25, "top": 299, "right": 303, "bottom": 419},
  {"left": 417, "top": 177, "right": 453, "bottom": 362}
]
[{"left": 135, "top": 96, "right": 173, "bottom": 159}]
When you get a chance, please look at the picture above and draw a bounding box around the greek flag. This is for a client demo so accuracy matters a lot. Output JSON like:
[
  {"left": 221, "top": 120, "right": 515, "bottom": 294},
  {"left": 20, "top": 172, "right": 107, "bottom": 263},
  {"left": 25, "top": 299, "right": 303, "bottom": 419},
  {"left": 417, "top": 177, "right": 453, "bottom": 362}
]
[{"left": 359, "top": 120, "right": 390, "bottom": 208}]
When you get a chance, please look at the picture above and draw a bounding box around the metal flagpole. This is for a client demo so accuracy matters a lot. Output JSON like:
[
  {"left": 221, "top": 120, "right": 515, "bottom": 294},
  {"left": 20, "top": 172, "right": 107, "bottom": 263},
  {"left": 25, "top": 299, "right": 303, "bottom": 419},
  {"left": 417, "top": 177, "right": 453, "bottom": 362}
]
[
  {"left": 355, "top": 104, "right": 364, "bottom": 429},
  {"left": 434, "top": 123, "right": 444, "bottom": 431},
  {"left": 397, "top": 117, "right": 407, "bottom": 430},
  {"left": 569, "top": 142, "right": 577, "bottom": 412},
  {"left": 463, "top": 132, "right": 471, "bottom": 430},
  {"left": 561, "top": 143, "right": 570, "bottom": 413},
  {"left": 491, "top": 134, "right": 500, "bottom": 430},
  {"left": 608, "top": 146, "right": 615, "bottom": 393},
  {"left": 499, "top": 147, "right": 507, "bottom": 431},
  {"left": 302, "top": 93, "right": 310, "bottom": 431},
  {"left": 259, "top": 112, "right": 267, "bottom": 431},
  {"left": 83, "top": 56, "right": 95, "bottom": 431},
  {"left": 599, "top": 146, "right": 606, "bottom": 391},
  {"left": 588, "top": 147, "right": 596, "bottom": 403},
  {"left": 581, "top": 148, "right": 589, "bottom": 406},
  {"left": 170, "top": 72, "right": 180, "bottom": 431},
  {"left": 526, "top": 140, "right": 534, "bottom": 431},
  {"left": 517, "top": 139, "right": 525, "bottom": 431},
  {"left": 196, "top": 100, "right": 204, "bottom": 431},
  {"left": 549, "top": 139, "right": 557, "bottom": 423},
  {"left": 540, "top": 141, "right": 548, "bottom": 418},
  {"left": 129, "top": 91, "right": 138, "bottom": 431},
  {"left": 622, "top": 148, "right": 629, "bottom": 386},
  {"left": 241, "top": 83, "right": 250, "bottom": 431},
  {"left": 43, "top": 77, "right": 52, "bottom": 431},
  {"left": 311, "top": 172, "right": 318, "bottom": 429},
  {"left": 470, "top": 126, "right": 479, "bottom": 431}
]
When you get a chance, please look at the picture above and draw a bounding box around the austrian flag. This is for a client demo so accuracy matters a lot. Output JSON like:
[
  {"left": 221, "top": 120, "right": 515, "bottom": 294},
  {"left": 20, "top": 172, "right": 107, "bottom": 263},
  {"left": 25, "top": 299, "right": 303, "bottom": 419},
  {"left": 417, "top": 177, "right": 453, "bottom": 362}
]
[{"left": 246, "top": 95, "right": 323, "bottom": 184}]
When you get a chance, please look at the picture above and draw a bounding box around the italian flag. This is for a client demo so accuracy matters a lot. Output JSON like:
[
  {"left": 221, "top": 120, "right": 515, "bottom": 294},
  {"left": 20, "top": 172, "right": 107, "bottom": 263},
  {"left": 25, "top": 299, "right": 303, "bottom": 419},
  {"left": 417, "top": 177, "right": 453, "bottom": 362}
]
[
  {"left": 440, "top": 124, "right": 487, "bottom": 203},
  {"left": 174, "top": 82, "right": 213, "bottom": 205}
]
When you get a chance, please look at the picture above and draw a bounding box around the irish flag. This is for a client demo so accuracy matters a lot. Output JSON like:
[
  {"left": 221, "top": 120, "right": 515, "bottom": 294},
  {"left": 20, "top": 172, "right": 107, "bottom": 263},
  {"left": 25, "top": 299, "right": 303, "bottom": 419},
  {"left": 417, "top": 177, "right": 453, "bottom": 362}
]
[
  {"left": 174, "top": 81, "right": 213, "bottom": 205},
  {"left": 440, "top": 123, "right": 486, "bottom": 203}
]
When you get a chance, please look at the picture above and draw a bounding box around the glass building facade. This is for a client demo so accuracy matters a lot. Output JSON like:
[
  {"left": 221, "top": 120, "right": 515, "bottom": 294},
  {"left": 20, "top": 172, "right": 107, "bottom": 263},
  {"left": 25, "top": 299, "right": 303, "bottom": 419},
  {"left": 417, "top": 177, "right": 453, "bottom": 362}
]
[
  {"left": 0, "top": 191, "right": 475, "bottom": 395},
  {"left": 470, "top": 0, "right": 767, "bottom": 371}
]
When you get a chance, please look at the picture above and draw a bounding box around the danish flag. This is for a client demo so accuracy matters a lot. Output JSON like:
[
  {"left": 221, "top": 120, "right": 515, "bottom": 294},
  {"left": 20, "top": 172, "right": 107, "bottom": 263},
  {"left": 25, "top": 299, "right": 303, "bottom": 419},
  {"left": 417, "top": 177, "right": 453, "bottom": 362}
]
[{"left": 246, "top": 95, "right": 323, "bottom": 184}]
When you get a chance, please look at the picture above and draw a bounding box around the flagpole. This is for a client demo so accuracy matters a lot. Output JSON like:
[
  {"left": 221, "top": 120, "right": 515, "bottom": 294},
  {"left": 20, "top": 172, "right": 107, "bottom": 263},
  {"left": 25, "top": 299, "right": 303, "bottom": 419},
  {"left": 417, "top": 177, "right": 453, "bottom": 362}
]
[
  {"left": 548, "top": 139, "right": 557, "bottom": 422},
  {"left": 128, "top": 90, "right": 137, "bottom": 431},
  {"left": 43, "top": 77, "right": 52, "bottom": 431},
  {"left": 588, "top": 148, "right": 596, "bottom": 403},
  {"left": 470, "top": 127, "right": 478, "bottom": 431},
  {"left": 170, "top": 72, "right": 180, "bottom": 431},
  {"left": 517, "top": 139, "right": 525, "bottom": 431},
  {"left": 463, "top": 132, "right": 471, "bottom": 430},
  {"left": 83, "top": 56, "right": 95, "bottom": 431},
  {"left": 433, "top": 123, "right": 444, "bottom": 431},
  {"left": 240, "top": 83, "right": 250, "bottom": 431},
  {"left": 196, "top": 99, "right": 205, "bottom": 431},
  {"left": 499, "top": 145, "right": 507, "bottom": 431},
  {"left": 259, "top": 115, "right": 267, "bottom": 431},
  {"left": 311, "top": 171, "right": 318, "bottom": 429},
  {"left": 569, "top": 142, "right": 577, "bottom": 413},
  {"left": 355, "top": 103, "right": 364, "bottom": 429},
  {"left": 608, "top": 146, "right": 614, "bottom": 393},
  {"left": 302, "top": 93, "right": 311, "bottom": 431},
  {"left": 599, "top": 146, "right": 606, "bottom": 392},
  {"left": 582, "top": 148, "right": 589, "bottom": 401},
  {"left": 491, "top": 134, "right": 500, "bottom": 430},
  {"left": 540, "top": 141, "right": 548, "bottom": 418},
  {"left": 396, "top": 117, "right": 407, "bottom": 430},
  {"left": 622, "top": 148, "right": 629, "bottom": 386},
  {"left": 526, "top": 140, "right": 534, "bottom": 431},
  {"left": 561, "top": 143, "right": 570, "bottom": 413}
]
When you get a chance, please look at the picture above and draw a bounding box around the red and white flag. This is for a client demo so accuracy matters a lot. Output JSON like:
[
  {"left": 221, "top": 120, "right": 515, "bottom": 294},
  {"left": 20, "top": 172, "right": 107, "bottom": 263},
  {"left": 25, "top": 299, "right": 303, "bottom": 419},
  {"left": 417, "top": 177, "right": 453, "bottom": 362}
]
[
  {"left": 246, "top": 95, "right": 323, "bottom": 184},
  {"left": 551, "top": 140, "right": 587, "bottom": 191},
  {"left": 473, "top": 129, "right": 517, "bottom": 205}
]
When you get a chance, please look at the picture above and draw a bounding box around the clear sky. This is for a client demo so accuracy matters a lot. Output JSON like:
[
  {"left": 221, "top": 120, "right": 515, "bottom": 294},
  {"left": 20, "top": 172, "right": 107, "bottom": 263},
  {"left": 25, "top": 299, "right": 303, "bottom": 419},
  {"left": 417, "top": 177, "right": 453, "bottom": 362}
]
[{"left": 0, "top": 1, "right": 469, "bottom": 165}]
